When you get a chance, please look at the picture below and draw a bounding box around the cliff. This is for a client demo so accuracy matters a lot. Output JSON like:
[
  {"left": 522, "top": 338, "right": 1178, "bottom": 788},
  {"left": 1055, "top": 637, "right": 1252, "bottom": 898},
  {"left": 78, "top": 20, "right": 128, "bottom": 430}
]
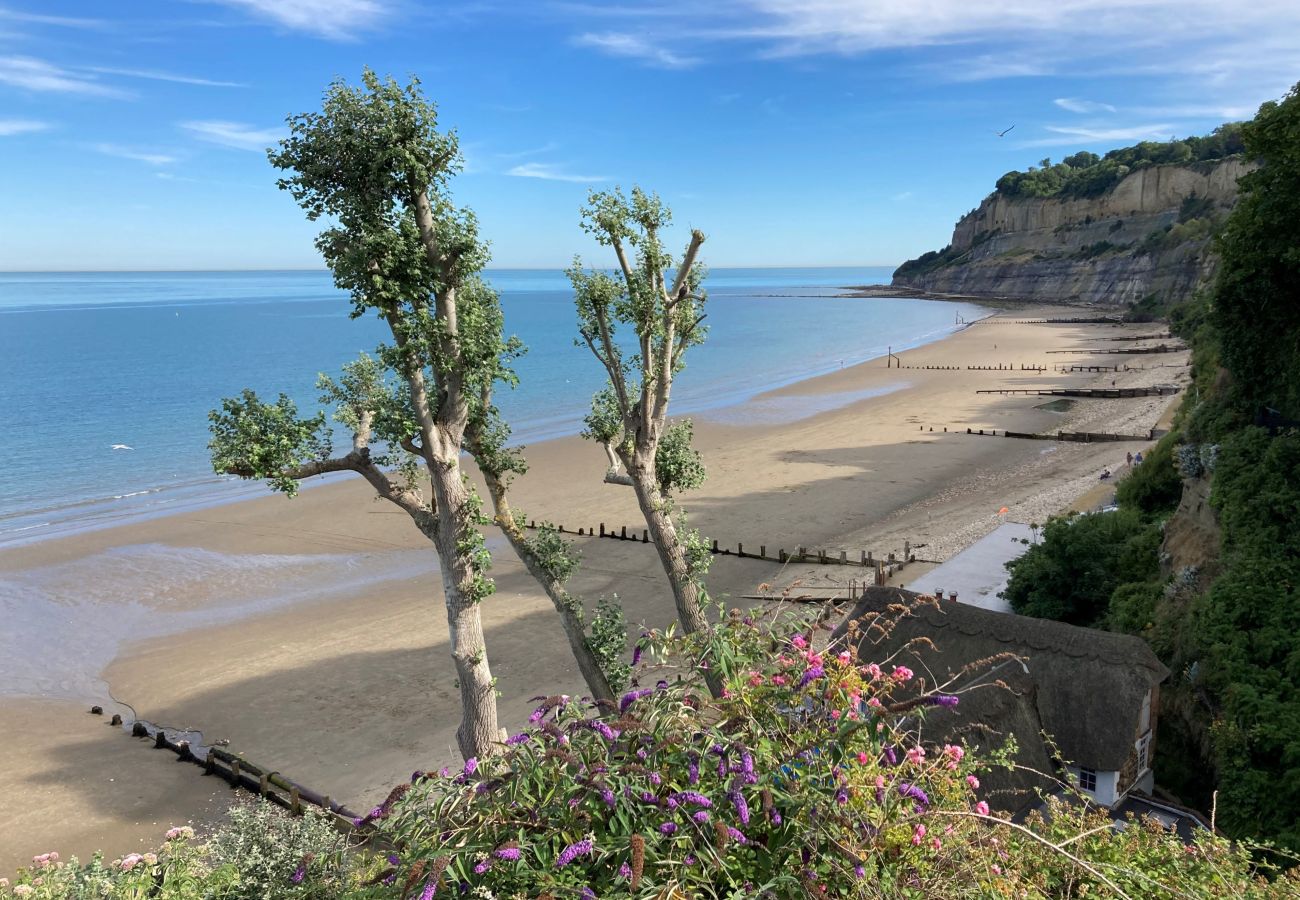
[{"left": 894, "top": 158, "right": 1254, "bottom": 307}]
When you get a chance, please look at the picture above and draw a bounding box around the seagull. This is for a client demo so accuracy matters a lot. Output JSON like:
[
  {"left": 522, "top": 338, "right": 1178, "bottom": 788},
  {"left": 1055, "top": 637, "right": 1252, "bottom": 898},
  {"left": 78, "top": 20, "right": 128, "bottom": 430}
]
[
  {"left": 994, "top": 124, "right": 1016, "bottom": 138},
  {"left": 111, "top": 444, "right": 134, "bottom": 451}
]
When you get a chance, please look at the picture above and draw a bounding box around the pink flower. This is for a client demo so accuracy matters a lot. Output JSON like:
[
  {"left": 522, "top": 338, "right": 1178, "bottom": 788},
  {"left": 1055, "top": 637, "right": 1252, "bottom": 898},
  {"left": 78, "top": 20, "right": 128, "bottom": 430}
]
[
  {"left": 837, "top": 651, "right": 852, "bottom": 665},
  {"left": 748, "top": 671, "right": 763, "bottom": 686},
  {"left": 857, "top": 752, "right": 870, "bottom": 765},
  {"left": 830, "top": 709, "right": 842, "bottom": 720},
  {"left": 931, "top": 838, "right": 942, "bottom": 850},
  {"left": 911, "top": 824, "right": 926, "bottom": 846},
  {"left": 770, "top": 674, "right": 787, "bottom": 686},
  {"left": 867, "top": 697, "right": 883, "bottom": 709},
  {"left": 975, "top": 801, "right": 990, "bottom": 816},
  {"left": 991, "top": 865, "right": 1002, "bottom": 876},
  {"left": 892, "top": 665, "right": 914, "bottom": 682},
  {"left": 865, "top": 663, "right": 882, "bottom": 680},
  {"left": 791, "top": 635, "right": 808, "bottom": 649},
  {"left": 967, "top": 775, "right": 980, "bottom": 790},
  {"left": 905, "top": 746, "right": 926, "bottom": 765},
  {"left": 943, "top": 744, "right": 965, "bottom": 770}
]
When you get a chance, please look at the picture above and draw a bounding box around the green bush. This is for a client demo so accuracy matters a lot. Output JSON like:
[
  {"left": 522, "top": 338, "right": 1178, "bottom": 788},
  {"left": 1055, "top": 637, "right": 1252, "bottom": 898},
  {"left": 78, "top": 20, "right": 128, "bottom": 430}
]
[{"left": 1115, "top": 432, "right": 1184, "bottom": 517}]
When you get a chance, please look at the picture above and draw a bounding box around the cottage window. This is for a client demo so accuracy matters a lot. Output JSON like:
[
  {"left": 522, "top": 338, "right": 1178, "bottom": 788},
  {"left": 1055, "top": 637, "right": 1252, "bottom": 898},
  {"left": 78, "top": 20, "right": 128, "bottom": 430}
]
[
  {"left": 1136, "top": 732, "right": 1152, "bottom": 773},
  {"left": 1078, "top": 768, "right": 1098, "bottom": 792}
]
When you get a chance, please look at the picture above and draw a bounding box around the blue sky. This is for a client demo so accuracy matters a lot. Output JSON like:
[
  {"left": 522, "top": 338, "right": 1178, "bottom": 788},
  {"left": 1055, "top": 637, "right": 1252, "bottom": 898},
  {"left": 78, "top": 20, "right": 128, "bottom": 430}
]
[{"left": 1, "top": 1, "right": 1296, "bottom": 270}]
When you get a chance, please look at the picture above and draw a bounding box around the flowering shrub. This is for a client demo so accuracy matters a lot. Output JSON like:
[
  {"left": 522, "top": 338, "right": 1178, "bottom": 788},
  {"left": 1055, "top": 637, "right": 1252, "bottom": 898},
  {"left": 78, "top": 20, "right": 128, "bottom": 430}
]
[
  {"left": 363, "top": 608, "right": 1299, "bottom": 898},
  {"left": 5, "top": 610, "right": 1298, "bottom": 898}
]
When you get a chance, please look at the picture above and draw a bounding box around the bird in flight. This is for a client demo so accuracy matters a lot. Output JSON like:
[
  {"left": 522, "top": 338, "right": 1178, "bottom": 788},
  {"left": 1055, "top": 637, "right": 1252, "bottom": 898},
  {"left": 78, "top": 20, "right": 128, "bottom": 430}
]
[{"left": 994, "top": 125, "right": 1016, "bottom": 137}]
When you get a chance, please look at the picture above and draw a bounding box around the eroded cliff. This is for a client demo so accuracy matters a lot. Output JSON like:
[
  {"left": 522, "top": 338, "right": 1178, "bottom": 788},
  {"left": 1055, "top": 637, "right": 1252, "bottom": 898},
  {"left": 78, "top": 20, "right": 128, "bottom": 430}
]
[{"left": 894, "top": 158, "right": 1253, "bottom": 307}]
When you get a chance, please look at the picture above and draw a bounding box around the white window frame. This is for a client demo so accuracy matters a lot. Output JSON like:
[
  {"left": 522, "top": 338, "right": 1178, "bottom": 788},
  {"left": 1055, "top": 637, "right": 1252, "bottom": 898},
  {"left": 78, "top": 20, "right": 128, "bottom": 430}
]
[{"left": 1078, "top": 767, "right": 1098, "bottom": 792}]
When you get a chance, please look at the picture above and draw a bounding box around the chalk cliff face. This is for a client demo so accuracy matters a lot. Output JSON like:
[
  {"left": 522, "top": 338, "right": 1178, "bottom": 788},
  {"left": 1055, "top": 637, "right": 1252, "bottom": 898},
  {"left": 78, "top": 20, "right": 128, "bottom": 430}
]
[{"left": 894, "top": 158, "right": 1253, "bottom": 306}]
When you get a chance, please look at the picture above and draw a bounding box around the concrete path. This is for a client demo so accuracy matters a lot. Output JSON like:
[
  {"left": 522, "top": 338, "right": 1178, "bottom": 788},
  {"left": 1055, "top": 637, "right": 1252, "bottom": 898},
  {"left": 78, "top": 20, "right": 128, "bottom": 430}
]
[{"left": 904, "top": 522, "right": 1035, "bottom": 613}]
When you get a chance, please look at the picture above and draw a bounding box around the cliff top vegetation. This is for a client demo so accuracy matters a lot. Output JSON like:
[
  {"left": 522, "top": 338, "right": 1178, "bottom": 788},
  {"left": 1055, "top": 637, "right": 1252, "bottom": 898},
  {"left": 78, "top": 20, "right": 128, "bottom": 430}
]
[{"left": 994, "top": 124, "right": 1245, "bottom": 200}]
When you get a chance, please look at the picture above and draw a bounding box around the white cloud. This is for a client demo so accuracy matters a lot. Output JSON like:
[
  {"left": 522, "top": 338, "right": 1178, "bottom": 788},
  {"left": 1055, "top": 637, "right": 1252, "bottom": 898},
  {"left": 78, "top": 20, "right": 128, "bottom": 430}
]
[
  {"left": 0, "top": 118, "right": 48, "bottom": 135},
  {"left": 84, "top": 66, "right": 246, "bottom": 88},
  {"left": 0, "top": 56, "right": 128, "bottom": 97},
  {"left": 180, "top": 120, "right": 285, "bottom": 151},
  {"left": 209, "top": 0, "right": 389, "bottom": 40},
  {"left": 573, "top": 32, "right": 699, "bottom": 68},
  {"left": 93, "top": 143, "right": 178, "bottom": 165},
  {"left": 1018, "top": 123, "right": 1177, "bottom": 147},
  {"left": 1054, "top": 97, "right": 1117, "bottom": 114},
  {"left": 0, "top": 7, "right": 106, "bottom": 28},
  {"left": 506, "top": 162, "right": 610, "bottom": 183}
]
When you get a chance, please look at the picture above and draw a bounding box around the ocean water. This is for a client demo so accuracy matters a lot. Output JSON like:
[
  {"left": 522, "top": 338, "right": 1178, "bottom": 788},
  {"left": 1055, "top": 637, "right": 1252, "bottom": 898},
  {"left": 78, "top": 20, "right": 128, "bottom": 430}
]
[{"left": 0, "top": 268, "right": 987, "bottom": 546}]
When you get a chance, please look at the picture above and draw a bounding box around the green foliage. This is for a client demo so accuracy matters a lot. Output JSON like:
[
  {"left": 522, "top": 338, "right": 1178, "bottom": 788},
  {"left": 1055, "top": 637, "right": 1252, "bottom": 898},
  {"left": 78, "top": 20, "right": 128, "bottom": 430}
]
[
  {"left": 654, "top": 419, "right": 706, "bottom": 496},
  {"left": 1002, "top": 509, "right": 1163, "bottom": 626},
  {"left": 994, "top": 124, "right": 1244, "bottom": 200},
  {"left": 526, "top": 524, "right": 580, "bottom": 584},
  {"left": 208, "top": 391, "right": 331, "bottom": 496},
  {"left": 585, "top": 594, "right": 632, "bottom": 692},
  {"left": 893, "top": 244, "right": 963, "bottom": 280},
  {"left": 1115, "top": 431, "right": 1184, "bottom": 517},
  {"left": 205, "top": 800, "right": 351, "bottom": 898},
  {"left": 1211, "top": 83, "right": 1300, "bottom": 419}
]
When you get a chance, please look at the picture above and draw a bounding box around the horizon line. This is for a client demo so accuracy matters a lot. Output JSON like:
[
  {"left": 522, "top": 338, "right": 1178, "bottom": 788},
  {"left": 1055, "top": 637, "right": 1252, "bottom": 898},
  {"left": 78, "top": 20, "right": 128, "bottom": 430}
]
[{"left": 0, "top": 263, "right": 902, "bottom": 274}]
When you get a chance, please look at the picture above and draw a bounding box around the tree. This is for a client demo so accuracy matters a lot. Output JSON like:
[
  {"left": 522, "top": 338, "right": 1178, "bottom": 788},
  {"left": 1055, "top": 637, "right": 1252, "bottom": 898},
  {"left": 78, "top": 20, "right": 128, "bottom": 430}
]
[
  {"left": 210, "top": 72, "right": 611, "bottom": 762},
  {"left": 569, "top": 188, "right": 713, "bottom": 640}
]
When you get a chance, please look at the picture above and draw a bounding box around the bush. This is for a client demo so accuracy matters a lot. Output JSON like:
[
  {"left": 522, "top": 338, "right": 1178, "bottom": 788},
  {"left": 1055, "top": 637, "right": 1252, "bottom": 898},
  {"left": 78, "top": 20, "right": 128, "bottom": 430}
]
[
  {"left": 205, "top": 800, "right": 351, "bottom": 898},
  {"left": 1116, "top": 432, "right": 1184, "bottom": 517}
]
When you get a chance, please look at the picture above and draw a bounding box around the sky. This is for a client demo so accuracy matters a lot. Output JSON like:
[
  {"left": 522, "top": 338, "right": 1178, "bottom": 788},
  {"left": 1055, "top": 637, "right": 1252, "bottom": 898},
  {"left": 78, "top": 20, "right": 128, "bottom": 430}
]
[{"left": 0, "top": 1, "right": 1297, "bottom": 271}]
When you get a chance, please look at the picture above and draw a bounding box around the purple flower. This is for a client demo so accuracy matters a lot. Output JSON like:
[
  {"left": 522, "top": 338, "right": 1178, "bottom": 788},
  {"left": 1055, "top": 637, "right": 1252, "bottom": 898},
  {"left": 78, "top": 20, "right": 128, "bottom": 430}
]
[
  {"left": 883, "top": 746, "right": 898, "bottom": 766},
  {"left": 580, "top": 888, "right": 597, "bottom": 900},
  {"left": 693, "top": 810, "right": 710, "bottom": 823},
  {"left": 798, "top": 665, "right": 825, "bottom": 688},
  {"left": 728, "top": 788, "right": 751, "bottom": 825},
  {"left": 601, "top": 788, "right": 616, "bottom": 807},
  {"left": 463, "top": 757, "right": 478, "bottom": 777},
  {"left": 419, "top": 879, "right": 436, "bottom": 900},
  {"left": 770, "top": 812, "right": 782, "bottom": 825},
  {"left": 291, "top": 864, "right": 305, "bottom": 884},
  {"left": 926, "top": 694, "right": 960, "bottom": 707},
  {"left": 506, "top": 732, "right": 531, "bottom": 745},
  {"left": 631, "top": 644, "right": 643, "bottom": 666},
  {"left": 492, "top": 847, "right": 521, "bottom": 861},
  {"left": 648, "top": 772, "right": 662, "bottom": 786},
  {"left": 387, "top": 854, "right": 399, "bottom": 866},
  {"left": 688, "top": 756, "right": 700, "bottom": 785},
  {"left": 684, "top": 855, "right": 696, "bottom": 865},
  {"left": 660, "top": 822, "right": 677, "bottom": 835},
  {"left": 619, "top": 687, "right": 653, "bottom": 714},
  {"left": 897, "top": 782, "right": 931, "bottom": 810},
  {"left": 619, "top": 862, "right": 633, "bottom": 879},
  {"left": 854, "top": 865, "right": 866, "bottom": 878},
  {"left": 473, "top": 860, "right": 491, "bottom": 875},
  {"left": 672, "top": 790, "right": 712, "bottom": 807},
  {"left": 836, "top": 787, "right": 849, "bottom": 806},
  {"left": 729, "top": 826, "right": 749, "bottom": 844},
  {"left": 556, "top": 838, "right": 594, "bottom": 868}
]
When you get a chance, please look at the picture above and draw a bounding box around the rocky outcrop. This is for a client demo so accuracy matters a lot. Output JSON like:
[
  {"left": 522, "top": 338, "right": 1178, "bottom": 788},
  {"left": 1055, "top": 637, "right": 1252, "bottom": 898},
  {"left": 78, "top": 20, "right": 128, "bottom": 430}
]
[{"left": 894, "top": 158, "right": 1253, "bottom": 306}]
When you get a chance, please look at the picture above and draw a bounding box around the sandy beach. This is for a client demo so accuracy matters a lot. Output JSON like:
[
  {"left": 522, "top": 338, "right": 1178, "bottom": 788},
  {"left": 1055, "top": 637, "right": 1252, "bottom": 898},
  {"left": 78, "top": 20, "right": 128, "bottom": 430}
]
[{"left": 0, "top": 307, "right": 1189, "bottom": 872}]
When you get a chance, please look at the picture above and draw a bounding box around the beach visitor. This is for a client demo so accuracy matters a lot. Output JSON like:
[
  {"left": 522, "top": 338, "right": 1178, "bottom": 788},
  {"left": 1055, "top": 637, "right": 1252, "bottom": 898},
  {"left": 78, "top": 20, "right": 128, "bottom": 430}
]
[
  {"left": 1134, "top": 452, "right": 1144, "bottom": 465},
  {"left": 1126, "top": 451, "right": 1133, "bottom": 466}
]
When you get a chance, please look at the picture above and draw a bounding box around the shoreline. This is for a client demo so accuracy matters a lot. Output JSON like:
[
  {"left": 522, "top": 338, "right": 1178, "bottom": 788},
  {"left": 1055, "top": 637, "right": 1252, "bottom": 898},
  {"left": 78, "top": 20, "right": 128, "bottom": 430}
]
[
  {"left": 0, "top": 290, "right": 986, "bottom": 552},
  {"left": 0, "top": 307, "right": 1190, "bottom": 872}
]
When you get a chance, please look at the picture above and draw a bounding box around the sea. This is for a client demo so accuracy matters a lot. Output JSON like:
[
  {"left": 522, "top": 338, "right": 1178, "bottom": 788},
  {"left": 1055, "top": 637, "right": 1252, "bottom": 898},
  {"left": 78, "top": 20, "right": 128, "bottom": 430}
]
[{"left": 0, "top": 268, "right": 989, "bottom": 549}]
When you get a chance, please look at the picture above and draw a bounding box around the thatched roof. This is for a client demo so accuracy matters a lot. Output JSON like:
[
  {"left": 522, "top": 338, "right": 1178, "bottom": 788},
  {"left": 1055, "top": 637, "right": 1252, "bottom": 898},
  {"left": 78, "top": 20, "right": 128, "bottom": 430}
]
[{"left": 831, "top": 588, "right": 1169, "bottom": 801}]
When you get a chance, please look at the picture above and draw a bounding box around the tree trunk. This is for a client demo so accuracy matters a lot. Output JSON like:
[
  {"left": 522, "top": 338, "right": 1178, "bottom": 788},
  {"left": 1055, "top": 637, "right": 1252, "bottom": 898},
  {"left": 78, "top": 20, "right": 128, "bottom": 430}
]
[
  {"left": 481, "top": 473, "right": 616, "bottom": 704},
  {"left": 626, "top": 460, "right": 710, "bottom": 635},
  {"left": 426, "top": 444, "right": 500, "bottom": 760}
]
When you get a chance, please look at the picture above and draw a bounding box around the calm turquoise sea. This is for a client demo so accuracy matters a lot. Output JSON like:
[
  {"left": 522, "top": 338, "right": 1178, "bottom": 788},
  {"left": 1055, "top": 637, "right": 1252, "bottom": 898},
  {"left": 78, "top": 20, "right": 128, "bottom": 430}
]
[{"left": 0, "top": 268, "right": 987, "bottom": 546}]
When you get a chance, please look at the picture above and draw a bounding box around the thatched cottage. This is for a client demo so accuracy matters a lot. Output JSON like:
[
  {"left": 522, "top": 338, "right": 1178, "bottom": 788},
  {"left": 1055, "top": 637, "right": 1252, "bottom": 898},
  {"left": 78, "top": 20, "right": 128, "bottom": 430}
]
[{"left": 831, "top": 587, "right": 1171, "bottom": 816}]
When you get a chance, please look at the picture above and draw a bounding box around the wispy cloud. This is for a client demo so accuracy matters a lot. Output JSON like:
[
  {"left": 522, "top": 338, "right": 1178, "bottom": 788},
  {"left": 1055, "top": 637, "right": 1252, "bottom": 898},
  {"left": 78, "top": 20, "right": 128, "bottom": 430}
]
[
  {"left": 494, "top": 141, "right": 561, "bottom": 160},
  {"left": 0, "top": 55, "right": 128, "bottom": 97},
  {"left": 573, "top": 32, "right": 699, "bottom": 68},
  {"left": 93, "top": 143, "right": 178, "bottom": 165},
  {"left": 208, "top": 0, "right": 389, "bottom": 40},
  {"left": 1019, "top": 123, "right": 1177, "bottom": 147},
  {"left": 1053, "top": 97, "right": 1117, "bottom": 114},
  {"left": 0, "top": 6, "right": 107, "bottom": 28},
  {"left": 506, "top": 162, "right": 610, "bottom": 183},
  {"left": 85, "top": 66, "right": 246, "bottom": 88},
  {"left": 180, "top": 119, "right": 284, "bottom": 151},
  {"left": 0, "top": 117, "right": 48, "bottom": 135}
]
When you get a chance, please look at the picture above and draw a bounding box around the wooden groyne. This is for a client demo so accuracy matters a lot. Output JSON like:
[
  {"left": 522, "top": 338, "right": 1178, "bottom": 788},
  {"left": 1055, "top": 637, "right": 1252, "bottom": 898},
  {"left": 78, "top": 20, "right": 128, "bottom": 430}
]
[
  {"left": 974, "top": 386, "right": 1179, "bottom": 398},
  {"left": 111, "top": 718, "right": 360, "bottom": 830},
  {"left": 895, "top": 362, "right": 1135, "bottom": 373},
  {"left": 1045, "top": 344, "right": 1185, "bottom": 355},
  {"left": 517, "top": 520, "right": 914, "bottom": 577}
]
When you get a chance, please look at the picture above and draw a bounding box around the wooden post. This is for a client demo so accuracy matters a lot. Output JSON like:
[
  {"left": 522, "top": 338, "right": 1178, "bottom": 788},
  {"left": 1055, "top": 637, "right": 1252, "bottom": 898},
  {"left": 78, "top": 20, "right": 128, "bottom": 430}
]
[
  {"left": 737, "top": 542, "right": 744, "bottom": 557},
  {"left": 620, "top": 525, "right": 627, "bottom": 539},
  {"left": 642, "top": 530, "right": 649, "bottom": 543},
  {"left": 760, "top": 545, "right": 766, "bottom": 558},
  {"left": 713, "top": 539, "right": 720, "bottom": 552},
  {"left": 230, "top": 758, "right": 241, "bottom": 787},
  {"left": 177, "top": 741, "right": 192, "bottom": 762},
  {"left": 205, "top": 750, "right": 216, "bottom": 775},
  {"left": 259, "top": 773, "right": 270, "bottom": 797},
  {"left": 290, "top": 786, "right": 302, "bottom": 815},
  {"left": 600, "top": 523, "right": 605, "bottom": 536},
  {"left": 578, "top": 527, "right": 584, "bottom": 536},
  {"left": 131, "top": 720, "right": 146, "bottom": 737},
  {"left": 839, "top": 550, "right": 847, "bottom": 564},
  {"left": 154, "top": 729, "right": 167, "bottom": 749},
  {"left": 779, "top": 549, "right": 787, "bottom": 562},
  {"left": 860, "top": 550, "right": 867, "bottom": 566},
  {"left": 818, "top": 549, "right": 826, "bottom": 563},
  {"left": 323, "top": 795, "right": 333, "bottom": 814},
  {"left": 904, "top": 540, "right": 911, "bottom": 561}
]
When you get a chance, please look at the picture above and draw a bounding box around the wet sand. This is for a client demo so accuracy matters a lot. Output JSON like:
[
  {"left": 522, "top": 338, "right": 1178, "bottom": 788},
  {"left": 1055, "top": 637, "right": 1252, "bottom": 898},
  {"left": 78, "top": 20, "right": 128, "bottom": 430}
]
[{"left": 0, "top": 309, "right": 1189, "bottom": 872}]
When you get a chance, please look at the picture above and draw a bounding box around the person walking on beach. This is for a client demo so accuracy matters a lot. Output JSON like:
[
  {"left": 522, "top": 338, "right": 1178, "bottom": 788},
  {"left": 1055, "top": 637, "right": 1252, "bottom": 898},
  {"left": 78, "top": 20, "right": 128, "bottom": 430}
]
[
  {"left": 1127, "top": 451, "right": 1133, "bottom": 466},
  {"left": 1134, "top": 451, "right": 1144, "bottom": 465}
]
